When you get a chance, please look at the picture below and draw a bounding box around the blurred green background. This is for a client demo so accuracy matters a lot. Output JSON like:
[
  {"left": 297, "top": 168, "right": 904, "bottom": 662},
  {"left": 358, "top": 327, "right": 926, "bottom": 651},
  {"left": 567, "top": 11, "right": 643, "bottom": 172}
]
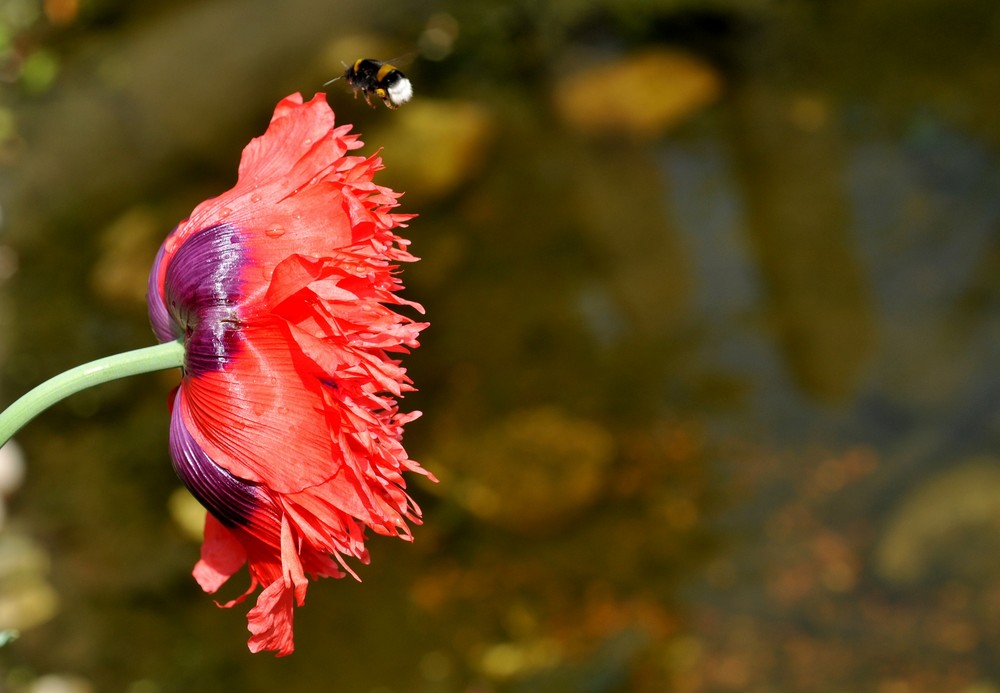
[{"left": 1, "top": 0, "right": 1000, "bottom": 691}]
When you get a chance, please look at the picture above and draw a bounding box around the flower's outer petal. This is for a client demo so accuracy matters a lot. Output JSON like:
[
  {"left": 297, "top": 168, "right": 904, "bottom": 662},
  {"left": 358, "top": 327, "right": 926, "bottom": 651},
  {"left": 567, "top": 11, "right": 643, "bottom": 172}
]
[
  {"left": 184, "top": 95, "right": 359, "bottom": 263},
  {"left": 163, "top": 223, "right": 248, "bottom": 375},
  {"left": 149, "top": 94, "right": 358, "bottom": 312},
  {"left": 237, "top": 94, "right": 354, "bottom": 195},
  {"left": 276, "top": 497, "right": 368, "bottom": 575},
  {"left": 244, "top": 517, "right": 306, "bottom": 658},
  {"left": 247, "top": 577, "right": 296, "bottom": 657},
  {"left": 169, "top": 388, "right": 264, "bottom": 526},
  {"left": 279, "top": 514, "right": 308, "bottom": 606},
  {"left": 147, "top": 241, "right": 175, "bottom": 343},
  {"left": 179, "top": 321, "right": 341, "bottom": 493},
  {"left": 194, "top": 513, "right": 248, "bottom": 594}
]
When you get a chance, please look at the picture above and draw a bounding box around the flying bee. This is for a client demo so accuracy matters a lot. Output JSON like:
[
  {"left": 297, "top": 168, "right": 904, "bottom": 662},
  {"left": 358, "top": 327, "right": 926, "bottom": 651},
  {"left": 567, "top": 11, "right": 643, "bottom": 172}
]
[{"left": 328, "top": 58, "right": 413, "bottom": 110}]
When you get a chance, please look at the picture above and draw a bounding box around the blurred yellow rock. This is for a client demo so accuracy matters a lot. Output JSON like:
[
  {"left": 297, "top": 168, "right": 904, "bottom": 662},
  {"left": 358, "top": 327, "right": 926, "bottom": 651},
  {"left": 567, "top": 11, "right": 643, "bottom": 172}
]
[
  {"left": 553, "top": 49, "right": 722, "bottom": 137},
  {"left": 875, "top": 459, "right": 1000, "bottom": 586},
  {"left": 441, "top": 407, "right": 615, "bottom": 533}
]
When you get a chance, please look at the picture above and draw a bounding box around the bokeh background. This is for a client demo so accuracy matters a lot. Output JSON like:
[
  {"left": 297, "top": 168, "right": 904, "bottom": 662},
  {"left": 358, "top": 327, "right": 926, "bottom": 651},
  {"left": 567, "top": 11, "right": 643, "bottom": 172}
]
[{"left": 1, "top": 0, "right": 1000, "bottom": 691}]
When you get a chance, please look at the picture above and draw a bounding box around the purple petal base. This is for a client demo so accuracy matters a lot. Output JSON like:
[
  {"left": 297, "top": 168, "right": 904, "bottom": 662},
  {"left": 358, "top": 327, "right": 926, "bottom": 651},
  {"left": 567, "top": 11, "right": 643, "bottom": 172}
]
[
  {"left": 169, "top": 392, "right": 260, "bottom": 528},
  {"left": 148, "top": 241, "right": 174, "bottom": 344},
  {"left": 151, "top": 223, "right": 248, "bottom": 376}
]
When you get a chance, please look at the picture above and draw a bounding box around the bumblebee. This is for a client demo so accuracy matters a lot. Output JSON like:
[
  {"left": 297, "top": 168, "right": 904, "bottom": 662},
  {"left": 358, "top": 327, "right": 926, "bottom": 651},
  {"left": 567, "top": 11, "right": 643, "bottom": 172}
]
[{"left": 342, "top": 58, "right": 413, "bottom": 110}]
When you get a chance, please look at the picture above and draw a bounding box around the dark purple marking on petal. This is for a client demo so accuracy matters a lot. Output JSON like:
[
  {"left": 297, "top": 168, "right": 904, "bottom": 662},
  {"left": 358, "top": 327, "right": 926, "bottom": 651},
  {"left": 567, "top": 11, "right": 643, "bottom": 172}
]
[
  {"left": 169, "top": 395, "right": 259, "bottom": 528},
  {"left": 163, "top": 223, "right": 248, "bottom": 376}
]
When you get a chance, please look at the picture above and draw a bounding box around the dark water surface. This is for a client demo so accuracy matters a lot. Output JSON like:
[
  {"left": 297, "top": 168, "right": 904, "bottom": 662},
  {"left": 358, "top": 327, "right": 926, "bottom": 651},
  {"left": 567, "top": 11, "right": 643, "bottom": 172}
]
[{"left": 1, "top": 1, "right": 999, "bottom": 691}]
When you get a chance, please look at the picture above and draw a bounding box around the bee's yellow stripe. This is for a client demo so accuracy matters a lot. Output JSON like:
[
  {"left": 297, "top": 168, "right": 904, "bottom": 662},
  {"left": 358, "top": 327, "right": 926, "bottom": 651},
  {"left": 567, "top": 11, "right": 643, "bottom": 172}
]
[{"left": 376, "top": 63, "right": 398, "bottom": 81}]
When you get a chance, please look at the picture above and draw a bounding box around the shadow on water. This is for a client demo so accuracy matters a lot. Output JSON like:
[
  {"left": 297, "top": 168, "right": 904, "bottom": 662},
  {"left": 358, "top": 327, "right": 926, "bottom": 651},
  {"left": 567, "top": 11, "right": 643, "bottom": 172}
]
[{"left": 1, "top": 0, "right": 1000, "bottom": 690}]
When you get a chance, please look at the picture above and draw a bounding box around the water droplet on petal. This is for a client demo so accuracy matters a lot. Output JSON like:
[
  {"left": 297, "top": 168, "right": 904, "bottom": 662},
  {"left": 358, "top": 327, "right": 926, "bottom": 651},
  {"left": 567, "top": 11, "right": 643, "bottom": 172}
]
[
  {"left": 266, "top": 227, "right": 285, "bottom": 238},
  {"left": 220, "top": 207, "right": 233, "bottom": 217},
  {"left": 250, "top": 193, "right": 262, "bottom": 203},
  {"left": 303, "top": 138, "right": 313, "bottom": 146}
]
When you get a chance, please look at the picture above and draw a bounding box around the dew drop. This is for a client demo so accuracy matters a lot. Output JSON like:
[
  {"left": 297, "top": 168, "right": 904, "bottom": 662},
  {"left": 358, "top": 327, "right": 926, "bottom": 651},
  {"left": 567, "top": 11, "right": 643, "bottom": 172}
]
[
  {"left": 303, "top": 138, "right": 313, "bottom": 146},
  {"left": 250, "top": 193, "right": 262, "bottom": 203},
  {"left": 220, "top": 207, "right": 233, "bottom": 217},
  {"left": 265, "top": 227, "right": 285, "bottom": 238}
]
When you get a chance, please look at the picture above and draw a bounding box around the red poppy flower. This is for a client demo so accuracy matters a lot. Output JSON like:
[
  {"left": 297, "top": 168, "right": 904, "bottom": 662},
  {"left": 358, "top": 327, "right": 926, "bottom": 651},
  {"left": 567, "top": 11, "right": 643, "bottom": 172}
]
[{"left": 146, "top": 93, "right": 431, "bottom": 656}]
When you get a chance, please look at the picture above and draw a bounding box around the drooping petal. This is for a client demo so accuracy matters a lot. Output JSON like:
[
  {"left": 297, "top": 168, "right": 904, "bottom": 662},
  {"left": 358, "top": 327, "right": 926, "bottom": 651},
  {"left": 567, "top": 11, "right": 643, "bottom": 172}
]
[
  {"left": 193, "top": 513, "right": 249, "bottom": 595},
  {"left": 240, "top": 516, "right": 310, "bottom": 657},
  {"left": 247, "top": 577, "right": 296, "bottom": 656}
]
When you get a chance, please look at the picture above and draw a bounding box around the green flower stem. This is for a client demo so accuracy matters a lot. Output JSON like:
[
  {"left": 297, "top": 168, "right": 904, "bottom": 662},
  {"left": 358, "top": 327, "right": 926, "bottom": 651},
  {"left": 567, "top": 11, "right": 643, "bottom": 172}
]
[{"left": 0, "top": 339, "right": 185, "bottom": 448}]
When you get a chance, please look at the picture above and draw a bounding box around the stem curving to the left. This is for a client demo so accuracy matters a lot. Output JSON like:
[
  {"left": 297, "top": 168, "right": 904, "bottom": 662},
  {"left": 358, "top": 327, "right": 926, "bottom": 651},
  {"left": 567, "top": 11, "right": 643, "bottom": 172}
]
[{"left": 0, "top": 339, "right": 184, "bottom": 447}]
